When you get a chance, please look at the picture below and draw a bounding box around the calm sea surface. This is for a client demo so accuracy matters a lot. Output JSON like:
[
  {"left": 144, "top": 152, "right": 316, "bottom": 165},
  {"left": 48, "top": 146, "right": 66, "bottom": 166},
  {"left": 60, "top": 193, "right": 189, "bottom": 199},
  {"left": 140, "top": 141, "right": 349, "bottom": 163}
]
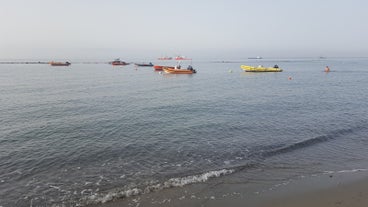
[{"left": 1, "top": 58, "right": 368, "bottom": 206}]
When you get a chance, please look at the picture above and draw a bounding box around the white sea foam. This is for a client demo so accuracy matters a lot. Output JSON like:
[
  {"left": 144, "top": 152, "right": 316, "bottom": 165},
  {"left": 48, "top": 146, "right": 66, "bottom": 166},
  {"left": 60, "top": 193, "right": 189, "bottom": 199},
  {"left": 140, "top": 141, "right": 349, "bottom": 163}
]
[
  {"left": 336, "top": 168, "right": 368, "bottom": 173},
  {"left": 97, "top": 188, "right": 142, "bottom": 203},
  {"left": 323, "top": 168, "right": 368, "bottom": 174},
  {"left": 83, "top": 168, "right": 234, "bottom": 205},
  {"left": 163, "top": 169, "right": 234, "bottom": 188},
  {"left": 96, "top": 176, "right": 104, "bottom": 186},
  {"left": 49, "top": 185, "right": 61, "bottom": 190}
]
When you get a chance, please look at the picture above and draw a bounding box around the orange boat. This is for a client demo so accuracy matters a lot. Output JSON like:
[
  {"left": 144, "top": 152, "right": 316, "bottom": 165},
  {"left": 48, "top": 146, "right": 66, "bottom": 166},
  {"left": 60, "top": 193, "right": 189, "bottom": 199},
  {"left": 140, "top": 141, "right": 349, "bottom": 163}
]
[
  {"left": 50, "top": 61, "right": 71, "bottom": 66},
  {"left": 163, "top": 66, "right": 196, "bottom": 74},
  {"left": 153, "top": 65, "right": 174, "bottom": 71}
]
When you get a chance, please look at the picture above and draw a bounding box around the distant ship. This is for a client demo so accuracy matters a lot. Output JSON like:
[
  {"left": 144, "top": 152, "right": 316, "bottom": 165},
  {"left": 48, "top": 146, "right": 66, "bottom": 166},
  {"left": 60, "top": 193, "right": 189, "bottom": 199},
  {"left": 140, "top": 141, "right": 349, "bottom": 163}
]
[
  {"left": 248, "top": 56, "right": 263, "bottom": 59},
  {"left": 158, "top": 56, "right": 172, "bottom": 60},
  {"left": 175, "top": 56, "right": 191, "bottom": 60}
]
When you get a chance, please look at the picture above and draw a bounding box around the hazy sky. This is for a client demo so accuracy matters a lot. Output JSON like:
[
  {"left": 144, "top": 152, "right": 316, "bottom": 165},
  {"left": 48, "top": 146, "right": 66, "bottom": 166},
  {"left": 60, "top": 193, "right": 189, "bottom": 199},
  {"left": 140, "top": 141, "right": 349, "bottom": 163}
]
[{"left": 1, "top": 0, "right": 367, "bottom": 59}]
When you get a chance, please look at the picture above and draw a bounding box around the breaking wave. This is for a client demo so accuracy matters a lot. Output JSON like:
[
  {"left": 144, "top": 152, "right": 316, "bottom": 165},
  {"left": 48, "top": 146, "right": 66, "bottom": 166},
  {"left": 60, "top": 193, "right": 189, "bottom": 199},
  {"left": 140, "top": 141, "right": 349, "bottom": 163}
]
[
  {"left": 82, "top": 168, "right": 234, "bottom": 205},
  {"left": 323, "top": 168, "right": 368, "bottom": 174}
]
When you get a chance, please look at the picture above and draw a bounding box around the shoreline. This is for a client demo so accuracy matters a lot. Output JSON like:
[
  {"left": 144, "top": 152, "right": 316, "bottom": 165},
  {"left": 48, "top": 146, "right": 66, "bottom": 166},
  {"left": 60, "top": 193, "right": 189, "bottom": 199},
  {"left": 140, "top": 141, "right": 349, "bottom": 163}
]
[{"left": 89, "top": 169, "right": 368, "bottom": 207}]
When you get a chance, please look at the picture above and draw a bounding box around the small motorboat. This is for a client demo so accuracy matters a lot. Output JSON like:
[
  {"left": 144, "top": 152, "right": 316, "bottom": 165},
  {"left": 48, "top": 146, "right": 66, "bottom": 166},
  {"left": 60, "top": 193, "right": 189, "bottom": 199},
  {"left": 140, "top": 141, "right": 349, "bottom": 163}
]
[
  {"left": 50, "top": 61, "right": 71, "bottom": 66},
  {"left": 163, "top": 66, "right": 196, "bottom": 74},
  {"left": 110, "top": 59, "right": 129, "bottom": 66},
  {"left": 134, "top": 62, "right": 154, "bottom": 67},
  {"left": 240, "top": 65, "right": 283, "bottom": 72}
]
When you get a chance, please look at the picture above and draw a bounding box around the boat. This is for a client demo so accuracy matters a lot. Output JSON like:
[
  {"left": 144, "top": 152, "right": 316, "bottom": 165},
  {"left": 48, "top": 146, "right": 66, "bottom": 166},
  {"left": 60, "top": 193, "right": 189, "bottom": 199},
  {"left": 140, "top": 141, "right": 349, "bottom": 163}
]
[
  {"left": 50, "top": 61, "right": 71, "bottom": 66},
  {"left": 240, "top": 65, "right": 283, "bottom": 72},
  {"left": 134, "top": 62, "right": 154, "bottom": 67},
  {"left": 163, "top": 66, "right": 196, "bottom": 74},
  {"left": 248, "top": 56, "right": 263, "bottom": 59},
  {"left": 158, "top": 56, "right": 172, "bottom": 60},
  {"left": 174, "top": 56, "right": 191, "bottom": 60},
  {"left": 153, "top": 65, "right": 174, "bottom": 71},
  {"left": 110, "top": 59, "right": 129, "bottom": 66}
]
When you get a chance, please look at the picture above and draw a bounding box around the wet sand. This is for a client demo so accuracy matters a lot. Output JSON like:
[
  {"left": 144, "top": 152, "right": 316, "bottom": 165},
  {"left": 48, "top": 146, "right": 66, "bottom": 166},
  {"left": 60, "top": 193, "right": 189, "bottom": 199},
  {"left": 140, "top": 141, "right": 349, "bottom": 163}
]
[
  {"left": 90, "top": 170, "right": 368, "bottom": 207},
  {"left": 258, "top": 171, "right": 368, "bottom": 207}
]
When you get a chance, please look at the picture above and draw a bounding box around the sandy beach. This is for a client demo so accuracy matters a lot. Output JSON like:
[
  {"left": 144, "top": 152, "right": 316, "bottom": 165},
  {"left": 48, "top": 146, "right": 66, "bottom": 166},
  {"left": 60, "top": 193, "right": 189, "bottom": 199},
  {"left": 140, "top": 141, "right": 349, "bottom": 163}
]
[
  {"left": 90, "top": 170, "right": 368, "bottom": 207},
  {"left": 258, "top": 171, "right": 368, "bottom": 207}
]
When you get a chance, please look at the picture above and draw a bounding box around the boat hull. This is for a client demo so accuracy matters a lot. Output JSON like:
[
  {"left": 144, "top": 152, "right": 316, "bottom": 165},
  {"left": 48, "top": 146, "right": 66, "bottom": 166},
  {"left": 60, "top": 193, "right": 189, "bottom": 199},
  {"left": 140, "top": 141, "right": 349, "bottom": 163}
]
[
  {"left": 111, "top": 61, "right": 129, "bottom": 66},
  {"left": 241, "top": 65, "right": 282, "bottom": 72},
  {"left": 154, "top": 65, "right": 174, "bottom": 71},
  {"left": 110, "top": 59, "right": 129, "bottom": 66},
  {"left": 134, "top": 63, "right": 154, "bottom": 67},
  {"left": 50, "top": 62, "right": 71, "bottom": 66},
  {"left": 163, "top": 67, "right": 196, "bottom": 74}
]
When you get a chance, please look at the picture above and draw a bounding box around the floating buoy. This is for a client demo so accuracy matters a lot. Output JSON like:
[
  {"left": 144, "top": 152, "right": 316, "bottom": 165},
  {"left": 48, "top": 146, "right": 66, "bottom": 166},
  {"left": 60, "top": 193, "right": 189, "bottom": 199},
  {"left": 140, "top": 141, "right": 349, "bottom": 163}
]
[
  {"left": 228, "top": 69, "right": 232, "bottom": 73},
  {"left": 288, "top": 76, "right": 292, "bottom": 80}
]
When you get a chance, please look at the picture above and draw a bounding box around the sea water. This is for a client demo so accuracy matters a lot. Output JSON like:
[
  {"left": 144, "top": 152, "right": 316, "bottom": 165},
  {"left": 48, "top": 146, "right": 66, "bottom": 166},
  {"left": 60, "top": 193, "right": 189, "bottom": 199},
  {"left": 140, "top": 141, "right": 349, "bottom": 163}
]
[{"left": 0, "top": 58, "right": 368, "bottom": 206}]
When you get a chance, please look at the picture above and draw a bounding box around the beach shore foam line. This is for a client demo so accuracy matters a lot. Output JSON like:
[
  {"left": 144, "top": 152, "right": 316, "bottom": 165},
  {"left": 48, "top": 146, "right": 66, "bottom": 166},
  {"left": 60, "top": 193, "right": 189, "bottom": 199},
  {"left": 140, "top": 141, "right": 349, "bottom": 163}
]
[
  {"left": 323, "top": 168, "right": 368, "bottom": 174},
  {"left": 83, "top": 168, "right": 234, "bottom": 205}
]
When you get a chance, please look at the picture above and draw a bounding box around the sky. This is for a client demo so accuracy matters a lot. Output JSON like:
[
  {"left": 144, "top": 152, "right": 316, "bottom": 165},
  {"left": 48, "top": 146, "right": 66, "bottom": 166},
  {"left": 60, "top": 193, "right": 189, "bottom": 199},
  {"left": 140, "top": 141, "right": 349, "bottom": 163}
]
[{"left": 0, "top": 0, "right": 367, "bottom": 60}]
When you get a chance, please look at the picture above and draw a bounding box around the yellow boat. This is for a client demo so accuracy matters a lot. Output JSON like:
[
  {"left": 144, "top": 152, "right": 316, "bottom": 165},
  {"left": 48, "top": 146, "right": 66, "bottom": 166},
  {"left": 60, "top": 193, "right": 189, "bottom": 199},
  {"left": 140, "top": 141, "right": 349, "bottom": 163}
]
[
  {"left": 163, "top": 66, "right": 196, "bottom": 74},
  {"left": 241, "top": 65, "right": 283, "bottom": 72}
]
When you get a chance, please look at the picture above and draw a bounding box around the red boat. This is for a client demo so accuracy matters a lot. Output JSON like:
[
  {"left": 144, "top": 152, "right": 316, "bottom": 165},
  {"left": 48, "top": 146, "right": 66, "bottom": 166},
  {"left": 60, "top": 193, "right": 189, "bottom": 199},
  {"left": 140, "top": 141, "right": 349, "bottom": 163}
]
[
  {"left": 153, "top": 65, "right": 174, "bottom": 71},
  {"left": 50, "top": 61, "right": 71, "bottom": 66},
  {"left": 174, "top": 56, "right": 191, "bottom": 60}
]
